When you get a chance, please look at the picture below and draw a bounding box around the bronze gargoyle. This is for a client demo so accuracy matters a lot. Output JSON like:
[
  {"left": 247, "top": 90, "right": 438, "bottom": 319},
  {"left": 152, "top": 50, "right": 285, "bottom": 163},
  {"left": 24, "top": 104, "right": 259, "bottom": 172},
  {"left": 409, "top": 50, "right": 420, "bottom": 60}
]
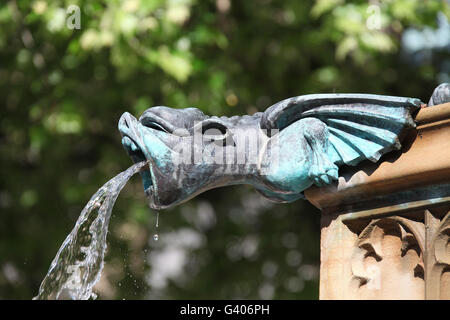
[{"left": 118, "top": 83, "right": 449, "bottom": 210}]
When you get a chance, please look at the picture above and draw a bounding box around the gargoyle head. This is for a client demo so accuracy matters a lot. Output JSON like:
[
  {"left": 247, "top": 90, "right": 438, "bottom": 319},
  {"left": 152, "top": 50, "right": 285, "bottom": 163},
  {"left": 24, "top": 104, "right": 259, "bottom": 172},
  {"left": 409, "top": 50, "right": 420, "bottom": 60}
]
[
  {"left": 119, "top": 94, "right": 422, "bottom": 209},
  {"left": 118, "top": 106, "right": 294, "bottom": 209}
]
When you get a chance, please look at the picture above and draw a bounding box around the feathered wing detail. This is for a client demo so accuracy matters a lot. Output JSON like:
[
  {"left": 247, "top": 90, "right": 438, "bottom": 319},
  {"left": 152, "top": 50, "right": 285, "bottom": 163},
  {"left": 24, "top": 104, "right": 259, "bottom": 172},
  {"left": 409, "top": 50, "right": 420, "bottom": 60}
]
[{"left": 261, "top": 94, "right": 422, "bottom": 167}]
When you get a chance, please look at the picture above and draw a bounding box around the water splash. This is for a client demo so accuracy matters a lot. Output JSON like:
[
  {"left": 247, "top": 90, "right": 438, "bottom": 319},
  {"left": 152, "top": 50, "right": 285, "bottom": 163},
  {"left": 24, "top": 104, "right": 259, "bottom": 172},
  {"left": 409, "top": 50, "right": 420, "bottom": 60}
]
[{"left": 34, "top": 161, "right": 149, "bottom": 300}]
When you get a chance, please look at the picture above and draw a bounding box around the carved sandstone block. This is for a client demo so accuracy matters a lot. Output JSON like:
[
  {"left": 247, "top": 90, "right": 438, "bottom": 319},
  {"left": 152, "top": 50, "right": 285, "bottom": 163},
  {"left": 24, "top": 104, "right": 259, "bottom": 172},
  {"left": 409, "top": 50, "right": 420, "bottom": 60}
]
[{"left": 306, "top": 103, "right": 450, "bottom": 300}]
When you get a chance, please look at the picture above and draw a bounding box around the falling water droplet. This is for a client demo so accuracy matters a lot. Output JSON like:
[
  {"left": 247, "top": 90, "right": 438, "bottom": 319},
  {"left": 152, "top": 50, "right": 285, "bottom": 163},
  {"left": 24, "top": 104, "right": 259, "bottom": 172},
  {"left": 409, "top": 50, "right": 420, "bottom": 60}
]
[{"left": 153, "top": 211, "right": 160, "bottom": 241}]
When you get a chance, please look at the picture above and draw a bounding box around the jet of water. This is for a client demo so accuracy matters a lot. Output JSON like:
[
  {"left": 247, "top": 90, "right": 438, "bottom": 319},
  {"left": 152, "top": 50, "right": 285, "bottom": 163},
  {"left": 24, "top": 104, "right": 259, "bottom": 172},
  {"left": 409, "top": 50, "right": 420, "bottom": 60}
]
[{"left": 34, "top": 161, "right": 149, "bottom": 300}]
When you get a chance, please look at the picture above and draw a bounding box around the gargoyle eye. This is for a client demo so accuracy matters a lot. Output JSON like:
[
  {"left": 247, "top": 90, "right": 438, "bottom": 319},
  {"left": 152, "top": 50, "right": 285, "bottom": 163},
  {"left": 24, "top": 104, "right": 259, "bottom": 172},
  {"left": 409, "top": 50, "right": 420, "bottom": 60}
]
[{"left": 141, "top": 121, "right": 169, "bottom": 133}]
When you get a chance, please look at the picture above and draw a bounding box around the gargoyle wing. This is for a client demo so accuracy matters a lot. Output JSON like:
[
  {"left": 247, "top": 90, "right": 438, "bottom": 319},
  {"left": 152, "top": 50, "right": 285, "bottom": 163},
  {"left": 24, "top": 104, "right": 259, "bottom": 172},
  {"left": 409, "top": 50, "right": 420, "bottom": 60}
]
[{"left": 261, "top": 94, "right": 422, "bottom": 166}]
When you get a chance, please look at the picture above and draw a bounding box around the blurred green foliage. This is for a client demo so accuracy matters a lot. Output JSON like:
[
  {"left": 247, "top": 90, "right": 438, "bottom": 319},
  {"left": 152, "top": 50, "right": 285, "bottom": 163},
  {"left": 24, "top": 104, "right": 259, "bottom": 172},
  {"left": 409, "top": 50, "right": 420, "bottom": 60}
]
[{"left": 0, "top": 0, "right": 449, "bottom": 299}]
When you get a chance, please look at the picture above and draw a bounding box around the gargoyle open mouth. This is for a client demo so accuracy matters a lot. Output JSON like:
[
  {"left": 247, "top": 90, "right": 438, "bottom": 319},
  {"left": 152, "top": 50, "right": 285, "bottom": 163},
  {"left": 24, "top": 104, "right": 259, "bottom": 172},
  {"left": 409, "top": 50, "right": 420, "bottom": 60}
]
[{"left": 118, "top": 112, "right": 159, "bottom": 207}]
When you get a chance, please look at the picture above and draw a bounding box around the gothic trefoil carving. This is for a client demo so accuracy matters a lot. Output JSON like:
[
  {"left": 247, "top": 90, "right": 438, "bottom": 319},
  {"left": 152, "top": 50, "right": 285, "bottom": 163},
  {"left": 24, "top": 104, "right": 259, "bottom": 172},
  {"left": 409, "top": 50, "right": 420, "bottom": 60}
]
[{"left": 351, "top": 217, "right": 425, "bottom": 299}]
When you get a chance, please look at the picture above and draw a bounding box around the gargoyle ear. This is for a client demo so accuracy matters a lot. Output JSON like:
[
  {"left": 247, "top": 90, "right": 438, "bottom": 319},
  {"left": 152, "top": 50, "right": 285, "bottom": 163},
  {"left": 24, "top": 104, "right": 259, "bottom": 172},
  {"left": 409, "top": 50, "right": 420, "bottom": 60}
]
[{"left": 192, "top": 119, "right": 235, "bottom": 146}]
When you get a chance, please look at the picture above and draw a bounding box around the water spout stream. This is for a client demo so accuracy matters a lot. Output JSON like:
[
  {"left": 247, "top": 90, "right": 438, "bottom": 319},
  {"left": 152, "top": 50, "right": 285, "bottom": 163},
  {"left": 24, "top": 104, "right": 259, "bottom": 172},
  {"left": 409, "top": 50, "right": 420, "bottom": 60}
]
[{"left": 34, "top": 161, "right": 148, "bottom": 300}]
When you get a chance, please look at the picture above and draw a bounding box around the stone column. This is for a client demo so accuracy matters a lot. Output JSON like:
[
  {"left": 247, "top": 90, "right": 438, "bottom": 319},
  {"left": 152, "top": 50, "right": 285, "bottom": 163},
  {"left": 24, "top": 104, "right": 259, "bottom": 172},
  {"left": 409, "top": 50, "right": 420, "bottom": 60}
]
[{"left": 305, "top": 102, "right": 450, "bottom": 300}]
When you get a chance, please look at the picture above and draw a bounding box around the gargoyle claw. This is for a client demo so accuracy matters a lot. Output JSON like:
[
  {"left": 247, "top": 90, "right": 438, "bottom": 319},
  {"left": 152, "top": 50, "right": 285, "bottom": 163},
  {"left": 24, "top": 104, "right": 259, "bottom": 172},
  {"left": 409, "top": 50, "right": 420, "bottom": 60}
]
[{"left": 309, "top": 161, "right": 339, "bottom": 187}]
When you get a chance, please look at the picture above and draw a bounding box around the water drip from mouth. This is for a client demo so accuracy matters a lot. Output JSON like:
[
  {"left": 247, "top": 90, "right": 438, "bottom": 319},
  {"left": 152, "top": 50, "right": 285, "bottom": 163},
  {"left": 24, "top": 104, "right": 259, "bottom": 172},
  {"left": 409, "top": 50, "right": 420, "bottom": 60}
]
[
  {"left": 34, "top": 161, "right": 149, "bottom": 300},
  {"left": 153, "top": 211, "right": 160, "bottom": 241}
]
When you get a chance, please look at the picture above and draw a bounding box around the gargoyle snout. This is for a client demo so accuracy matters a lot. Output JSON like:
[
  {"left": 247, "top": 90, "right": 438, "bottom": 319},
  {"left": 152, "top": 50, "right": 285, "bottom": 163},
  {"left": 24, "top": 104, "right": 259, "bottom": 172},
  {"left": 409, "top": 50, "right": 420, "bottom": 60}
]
[
  {"left": 119, "top": 112, "right": 142, "bottom": 140},
  {"left": 119, "top": 112, "right": 137, "bottom": 130}
]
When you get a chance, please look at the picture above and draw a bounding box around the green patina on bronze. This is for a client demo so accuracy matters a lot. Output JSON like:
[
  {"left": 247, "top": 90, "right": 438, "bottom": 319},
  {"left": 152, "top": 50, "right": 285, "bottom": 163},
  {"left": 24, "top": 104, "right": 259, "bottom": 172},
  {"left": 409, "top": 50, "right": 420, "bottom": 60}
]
[{"left": 118, "top": 84, "right": 449, "bottom": 210}]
